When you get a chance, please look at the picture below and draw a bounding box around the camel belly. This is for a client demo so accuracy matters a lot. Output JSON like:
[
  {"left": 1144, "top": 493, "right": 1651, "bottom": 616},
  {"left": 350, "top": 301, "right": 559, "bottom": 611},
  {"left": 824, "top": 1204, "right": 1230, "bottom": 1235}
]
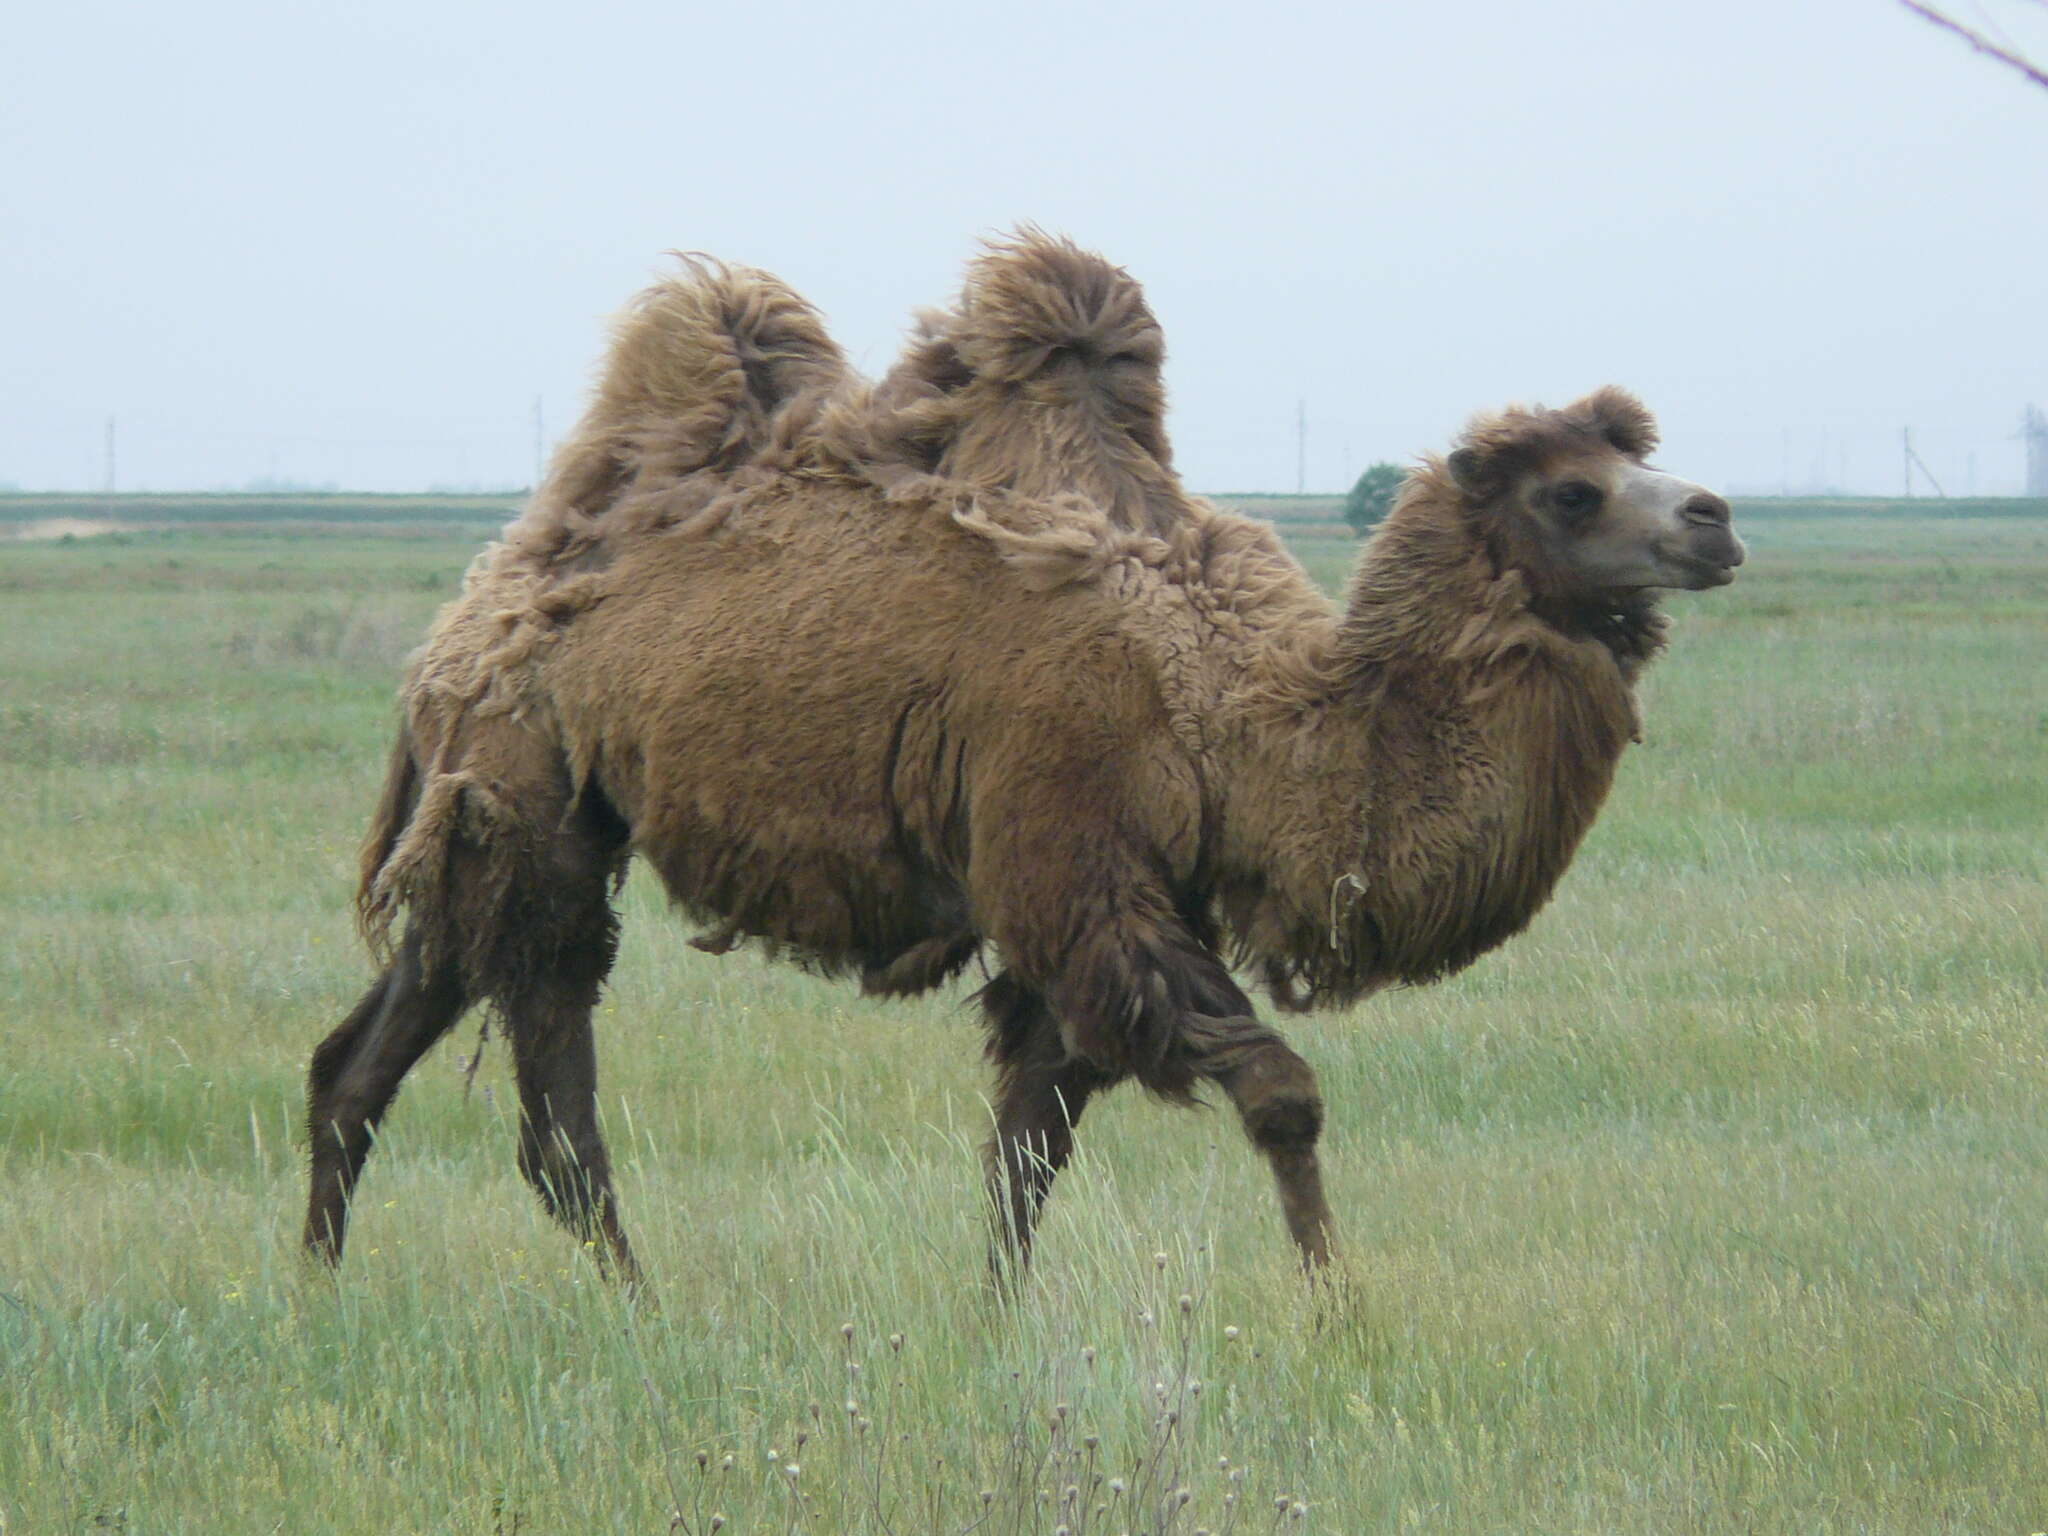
[{"left": 542, "top": 599, "right": 978, "bottom": 984}]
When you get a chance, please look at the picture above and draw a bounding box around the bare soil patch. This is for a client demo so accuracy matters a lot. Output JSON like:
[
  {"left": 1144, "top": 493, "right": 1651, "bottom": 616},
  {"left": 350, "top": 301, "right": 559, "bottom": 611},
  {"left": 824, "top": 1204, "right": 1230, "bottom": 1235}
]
[{"left": 4, "top": 517, "right": 146, "bottom": 541}]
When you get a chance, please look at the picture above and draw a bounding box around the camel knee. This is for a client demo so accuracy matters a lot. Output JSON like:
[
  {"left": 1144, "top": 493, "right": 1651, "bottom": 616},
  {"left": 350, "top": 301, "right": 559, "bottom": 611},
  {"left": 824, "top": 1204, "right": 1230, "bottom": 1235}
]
[
  {"left": 305, "top": 968, "right": 395, "bottom": 1116},
  {"left": 1242, "top": 1087, "right": 1324, "bottom": 1153},
  {"left": 306, "top": 1024, "right": 364, "bottom": 1111},
  {"left": 1219, "top": 1048, "right": 1324, "bottom": 1153},
  {"left": 305, "top": 1056, "right": 393, "bottom": 1166}
]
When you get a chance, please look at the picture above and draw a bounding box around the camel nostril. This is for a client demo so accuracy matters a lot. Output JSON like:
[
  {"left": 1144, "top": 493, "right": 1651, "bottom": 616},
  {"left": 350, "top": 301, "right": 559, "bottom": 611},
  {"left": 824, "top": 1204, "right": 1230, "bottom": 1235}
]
[{"left": 1681, "top": 492, "right": 1731, "bottom": 526}]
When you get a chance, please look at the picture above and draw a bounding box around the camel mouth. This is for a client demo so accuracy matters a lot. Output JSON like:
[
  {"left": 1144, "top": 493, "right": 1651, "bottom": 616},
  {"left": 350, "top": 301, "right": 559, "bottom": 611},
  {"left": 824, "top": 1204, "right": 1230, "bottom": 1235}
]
[
  {"left": 1692, "top": 559, "right": 1739, "bottom": 589},
  {"left": 1692, "top": 528, "right": 1746, "bottom": 585},
  {"left": 1650, "top": 543, "right": 1743, "bottom": 591}
]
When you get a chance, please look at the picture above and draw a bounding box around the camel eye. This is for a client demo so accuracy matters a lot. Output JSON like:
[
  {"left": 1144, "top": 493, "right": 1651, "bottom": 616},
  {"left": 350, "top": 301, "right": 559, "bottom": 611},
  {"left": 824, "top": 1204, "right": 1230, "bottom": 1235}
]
[{"left": 1551, "top": 480, "right": 1603, "bottom": 524}]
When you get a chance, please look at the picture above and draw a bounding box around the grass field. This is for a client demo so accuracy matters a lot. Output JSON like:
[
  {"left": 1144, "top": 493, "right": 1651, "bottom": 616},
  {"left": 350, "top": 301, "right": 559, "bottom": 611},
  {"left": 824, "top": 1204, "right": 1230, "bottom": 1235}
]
[{"left": 3, "top": 499, "right": 2046, "bottom": 1533}]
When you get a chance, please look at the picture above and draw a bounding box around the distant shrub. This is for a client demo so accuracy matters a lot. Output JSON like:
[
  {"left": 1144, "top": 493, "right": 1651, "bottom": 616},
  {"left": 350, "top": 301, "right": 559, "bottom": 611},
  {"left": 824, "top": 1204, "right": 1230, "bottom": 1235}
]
[{"left": 1343, "top": 462, "right": 1407, "bottom": 536}]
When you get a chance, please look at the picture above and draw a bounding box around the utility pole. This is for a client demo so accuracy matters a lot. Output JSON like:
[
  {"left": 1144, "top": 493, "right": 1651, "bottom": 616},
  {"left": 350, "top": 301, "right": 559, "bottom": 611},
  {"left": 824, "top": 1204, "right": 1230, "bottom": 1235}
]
[
  {"left": 2026, "top": 405, "right": 2048, "bottom": 497},
  {"left": 1295, "top": 399, "right": 1306, "bottom": 495},
  {"left": 1903, "top": 428, "right": 1947, "bottom": 499}
]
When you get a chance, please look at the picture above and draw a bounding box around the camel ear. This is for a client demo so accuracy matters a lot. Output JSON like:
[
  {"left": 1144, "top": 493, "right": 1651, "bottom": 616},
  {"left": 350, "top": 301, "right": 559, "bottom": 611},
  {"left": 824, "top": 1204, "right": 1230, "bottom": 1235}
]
[
  {"left": 1575, "top": 386, "right": 1659, "bottom": 458},
  {"left": 1446, "top": 447, "right": 1492, "bottom": 495}
]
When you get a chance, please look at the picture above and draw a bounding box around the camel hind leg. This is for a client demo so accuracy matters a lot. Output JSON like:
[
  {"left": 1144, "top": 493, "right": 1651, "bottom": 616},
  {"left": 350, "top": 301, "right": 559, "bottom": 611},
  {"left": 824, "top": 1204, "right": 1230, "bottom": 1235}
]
[
  {"left": 305, "top": 824, "right": 638, "bottom": 1280},
  {"left": 304, "top": 928, "right": 469, "bottom": 1264},
  {"left": 307, "top": 706, "right": 637, "bottom": 1279}
]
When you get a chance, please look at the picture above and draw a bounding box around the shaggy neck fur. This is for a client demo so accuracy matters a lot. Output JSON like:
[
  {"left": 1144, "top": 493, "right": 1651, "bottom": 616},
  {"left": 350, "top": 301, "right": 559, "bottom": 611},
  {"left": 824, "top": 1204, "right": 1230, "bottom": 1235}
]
[{"left": 1213, "top": 463, "right": 1666, "bottom": 1007}]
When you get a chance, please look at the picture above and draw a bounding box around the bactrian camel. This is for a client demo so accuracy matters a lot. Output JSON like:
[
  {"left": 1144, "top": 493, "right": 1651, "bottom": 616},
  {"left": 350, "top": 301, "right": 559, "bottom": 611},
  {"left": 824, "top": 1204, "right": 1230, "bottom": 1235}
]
[{"left": 303, "top": 232, "right": 1744, "bottom": 1284}]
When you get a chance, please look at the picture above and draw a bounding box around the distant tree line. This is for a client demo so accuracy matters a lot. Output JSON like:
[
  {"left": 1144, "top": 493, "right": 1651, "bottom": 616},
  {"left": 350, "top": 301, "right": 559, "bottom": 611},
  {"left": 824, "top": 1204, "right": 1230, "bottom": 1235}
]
[{"left": 1343, "top": 462, "right": 1407, "bottom": 536}]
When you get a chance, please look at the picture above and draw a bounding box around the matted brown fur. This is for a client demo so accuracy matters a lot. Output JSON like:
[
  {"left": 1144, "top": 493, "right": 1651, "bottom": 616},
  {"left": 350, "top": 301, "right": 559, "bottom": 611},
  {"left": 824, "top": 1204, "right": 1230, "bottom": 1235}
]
[
  {"left": 826, "top": 229, "right": 1183, "bottom": 536},
  {"left": 308, "top": 231, "right": 1733, "bottom": 1282}
]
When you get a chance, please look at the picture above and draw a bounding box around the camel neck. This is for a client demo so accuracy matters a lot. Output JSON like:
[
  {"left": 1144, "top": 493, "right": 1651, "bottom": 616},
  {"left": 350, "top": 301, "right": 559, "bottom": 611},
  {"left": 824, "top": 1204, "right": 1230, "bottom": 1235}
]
[
  {"left": 1333, "top": 499, "right": 1515, "bottom": 664},
  {"left": 1213, "top": 499, "right": 1651, "bottom": 1006}
]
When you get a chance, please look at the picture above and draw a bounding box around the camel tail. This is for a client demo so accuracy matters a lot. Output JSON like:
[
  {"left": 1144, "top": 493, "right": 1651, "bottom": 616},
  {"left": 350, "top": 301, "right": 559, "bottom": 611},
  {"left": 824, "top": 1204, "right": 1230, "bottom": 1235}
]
[
  {"left": 355, "top": 725, "right": 423, "bottom": 961},
  {"left": 352, "top": 720, "right": 526, "bottom": 980},
  {"left": 523, "top": 258, "right": 850, "bottom": 551}
]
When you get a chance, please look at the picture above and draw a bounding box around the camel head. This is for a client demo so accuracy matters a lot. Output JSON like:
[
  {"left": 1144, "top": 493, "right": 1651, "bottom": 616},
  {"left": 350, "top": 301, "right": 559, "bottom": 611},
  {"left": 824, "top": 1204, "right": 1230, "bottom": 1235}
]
[{"left": 1442, "top": 386, "right": 1745, "bottom": 601}]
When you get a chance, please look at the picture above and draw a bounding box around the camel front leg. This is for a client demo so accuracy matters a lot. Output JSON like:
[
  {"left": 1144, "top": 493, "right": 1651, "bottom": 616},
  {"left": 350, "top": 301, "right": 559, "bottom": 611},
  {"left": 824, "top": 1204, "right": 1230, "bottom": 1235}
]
[
  {"left": 980, "top": 972, "right": 1111, "bottom": 1284},
  {"left": 1190, "top": 1019, "right": 1334, "bottom": 1271}
]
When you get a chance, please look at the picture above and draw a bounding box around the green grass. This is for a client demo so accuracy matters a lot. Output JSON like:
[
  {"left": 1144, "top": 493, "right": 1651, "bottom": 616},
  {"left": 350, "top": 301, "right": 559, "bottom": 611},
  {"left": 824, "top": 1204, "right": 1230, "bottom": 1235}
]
[
  {"left": 3, "top": 505, "right": 2046, "bottom": 1533},
  {"left": 0, "top": 490, "right": 521, "bottom": 528}
]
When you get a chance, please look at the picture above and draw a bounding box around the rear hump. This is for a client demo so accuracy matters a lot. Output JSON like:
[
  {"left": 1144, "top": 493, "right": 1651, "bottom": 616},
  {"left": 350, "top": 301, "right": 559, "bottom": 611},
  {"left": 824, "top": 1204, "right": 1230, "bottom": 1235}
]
[{"left": 516, "top": 258, "right": 849, "bottom": 562}]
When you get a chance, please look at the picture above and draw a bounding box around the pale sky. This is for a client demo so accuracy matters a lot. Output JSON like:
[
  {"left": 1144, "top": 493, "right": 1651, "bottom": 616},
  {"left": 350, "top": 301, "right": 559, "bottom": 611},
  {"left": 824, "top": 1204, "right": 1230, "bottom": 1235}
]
[{"left": 5, "top": 0, "right": 2045, "bottom": 496}]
